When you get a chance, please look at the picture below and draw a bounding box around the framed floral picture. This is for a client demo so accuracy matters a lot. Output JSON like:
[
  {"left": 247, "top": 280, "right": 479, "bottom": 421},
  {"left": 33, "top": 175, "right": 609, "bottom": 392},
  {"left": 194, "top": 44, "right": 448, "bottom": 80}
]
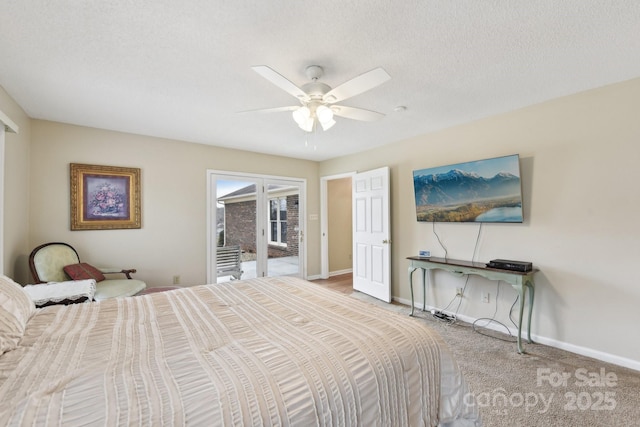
[{"left": 70, "top": 163, "right": 141, "bottom": 230}]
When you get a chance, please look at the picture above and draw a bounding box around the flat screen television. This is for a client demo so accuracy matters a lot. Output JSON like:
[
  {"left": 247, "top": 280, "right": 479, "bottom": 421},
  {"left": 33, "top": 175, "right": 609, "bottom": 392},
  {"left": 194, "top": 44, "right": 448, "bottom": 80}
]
[{"left": 413, "top": 154, "right": 523, "bottom": 223}]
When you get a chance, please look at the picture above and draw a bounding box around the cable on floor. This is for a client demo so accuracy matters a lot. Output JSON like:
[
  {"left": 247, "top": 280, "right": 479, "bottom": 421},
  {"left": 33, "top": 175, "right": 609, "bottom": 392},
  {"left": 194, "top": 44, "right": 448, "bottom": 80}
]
[{"left": 471, "top": 281, "right": 517, "bottom": 343}]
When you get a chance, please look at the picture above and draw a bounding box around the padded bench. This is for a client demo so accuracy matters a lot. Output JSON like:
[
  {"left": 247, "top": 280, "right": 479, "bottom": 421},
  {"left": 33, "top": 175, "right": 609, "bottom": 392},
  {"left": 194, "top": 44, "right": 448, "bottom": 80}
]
[{"left": 217, "top": 245, "right": 243, "bottom": 280}]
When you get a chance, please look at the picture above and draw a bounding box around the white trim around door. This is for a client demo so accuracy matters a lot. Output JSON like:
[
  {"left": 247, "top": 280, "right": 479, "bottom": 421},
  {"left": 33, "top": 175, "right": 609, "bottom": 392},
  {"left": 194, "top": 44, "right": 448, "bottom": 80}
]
[{"left": 0, "top": 110, "right": 19, "bottom": 275}]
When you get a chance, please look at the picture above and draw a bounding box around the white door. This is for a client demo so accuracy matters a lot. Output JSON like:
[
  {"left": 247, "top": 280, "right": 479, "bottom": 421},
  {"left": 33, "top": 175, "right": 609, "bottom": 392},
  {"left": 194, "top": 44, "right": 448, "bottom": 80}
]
[
  {"left": 207, "top": 171, "right": 306, "bottom": 283},
  {"left": 210, "top": 175, "right": 262, "bottom": 283},
  {"left": 352, "top": 167, "right": 391, "bottom": 302},
  {"left": 264, "top": 179, "right": 304, "bottom": 278}
]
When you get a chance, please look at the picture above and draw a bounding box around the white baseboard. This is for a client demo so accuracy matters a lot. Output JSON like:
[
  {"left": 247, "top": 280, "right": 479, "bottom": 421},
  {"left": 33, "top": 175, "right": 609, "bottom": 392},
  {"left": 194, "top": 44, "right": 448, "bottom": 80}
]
[
  {"left": 329, "top": 268, "right": 352, "bottom": 277},
  {"left": 530, "top": 335, "right": 640, "bottom": 372},
  {"left": 393, "top": 296, "right": 640, "bottom": 372},
  {"left": 306, "top": 269, "right": 352, "bottom": 281}
]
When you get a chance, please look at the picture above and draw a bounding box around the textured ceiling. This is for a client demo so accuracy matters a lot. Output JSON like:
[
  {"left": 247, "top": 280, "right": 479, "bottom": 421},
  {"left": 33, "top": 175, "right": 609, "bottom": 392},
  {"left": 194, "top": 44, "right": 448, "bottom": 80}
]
[{"left": 1, "top": 1, "right": 639, "bottom": 161}]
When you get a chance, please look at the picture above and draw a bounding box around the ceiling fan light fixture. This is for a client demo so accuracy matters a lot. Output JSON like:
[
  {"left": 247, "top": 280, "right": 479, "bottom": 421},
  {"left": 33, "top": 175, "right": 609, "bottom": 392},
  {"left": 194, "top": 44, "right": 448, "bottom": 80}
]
[
  {"left": 300, "top": 116, "right": 315, "bottom": 132},
  {"left": 320, "top": 118, "right": 336, "bottom": 131},
  {"left": 316, "top": 105, "right": 334, "bottom": 124},
  {"left": 249, "top": 65, "right": 391, "bottom": 134},
  {"left": 292, "top": 106, "right": 310, "bottom": 125}
]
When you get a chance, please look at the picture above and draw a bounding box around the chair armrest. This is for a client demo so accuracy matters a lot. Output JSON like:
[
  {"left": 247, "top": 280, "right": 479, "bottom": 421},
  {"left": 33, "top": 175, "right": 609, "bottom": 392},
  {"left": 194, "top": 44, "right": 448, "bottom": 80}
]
[
  {"left": 98, "top": 268, "right": 137, "bottom": 279},
  {"left": 23, "top": 280, "right": 96, "bottom": 308}
]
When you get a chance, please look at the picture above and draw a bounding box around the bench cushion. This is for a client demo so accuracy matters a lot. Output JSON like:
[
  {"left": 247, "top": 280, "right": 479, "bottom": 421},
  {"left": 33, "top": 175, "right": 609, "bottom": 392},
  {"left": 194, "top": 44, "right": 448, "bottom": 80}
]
[{"left": 94, "top": 279, "right": 146, "bottom": 301}]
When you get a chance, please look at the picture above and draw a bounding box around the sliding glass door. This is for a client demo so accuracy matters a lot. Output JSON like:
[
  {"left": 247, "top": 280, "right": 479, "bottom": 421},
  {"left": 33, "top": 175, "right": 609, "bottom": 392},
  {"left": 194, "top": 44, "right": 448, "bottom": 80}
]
[
  {"left": 265, "top": 180, "right": 302, "bottom": 278},
  {"left": 213, "top": 176, "right": 260, "bottom": 283},
  {"left": 207, "top": 171, "right": 305, "bottom": 283}
]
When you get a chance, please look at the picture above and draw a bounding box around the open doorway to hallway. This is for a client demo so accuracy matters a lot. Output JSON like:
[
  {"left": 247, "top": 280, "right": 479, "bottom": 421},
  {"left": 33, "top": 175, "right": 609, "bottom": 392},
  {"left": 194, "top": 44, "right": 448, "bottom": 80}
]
[{"left": 320, "top": 173, "right": 353, "bottom": 293}]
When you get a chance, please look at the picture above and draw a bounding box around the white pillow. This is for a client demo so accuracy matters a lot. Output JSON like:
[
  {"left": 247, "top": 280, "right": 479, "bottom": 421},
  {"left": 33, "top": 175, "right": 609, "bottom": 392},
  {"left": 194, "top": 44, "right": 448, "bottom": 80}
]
[
  {"left": 0, "top": 275, "right": 36, "bottom": 355},
  {"left": 23, "top": 279, "right": 96, "bottom": 308}
]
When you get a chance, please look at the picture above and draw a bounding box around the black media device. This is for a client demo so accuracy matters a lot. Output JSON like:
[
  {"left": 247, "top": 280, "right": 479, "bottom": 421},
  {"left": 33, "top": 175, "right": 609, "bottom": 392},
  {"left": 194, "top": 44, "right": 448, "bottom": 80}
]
[{"left": 487, "top": 259, "right": 533, "bottom": 272}]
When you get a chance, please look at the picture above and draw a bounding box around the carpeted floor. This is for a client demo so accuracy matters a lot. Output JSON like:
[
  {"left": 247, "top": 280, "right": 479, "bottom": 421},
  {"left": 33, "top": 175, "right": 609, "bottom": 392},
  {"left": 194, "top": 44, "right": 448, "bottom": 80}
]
[{"left": 349, "top": 291, "right": 640, "bottom": 427}]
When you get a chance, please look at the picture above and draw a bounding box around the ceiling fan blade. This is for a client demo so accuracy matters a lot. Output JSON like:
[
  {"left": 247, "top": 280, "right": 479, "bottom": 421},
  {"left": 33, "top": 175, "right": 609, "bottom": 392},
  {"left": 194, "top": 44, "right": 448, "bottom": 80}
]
[
  {"left": 323, "top": 68, "right": 391, "bottom": 103},
  {"left": 331, "top": 105, "right": 385, "bottom": 121},
  {"left": 251, "top": 66, "right": 309, "bottom": 101},
  {"left": 237, "top": 106, "right": 299, "bottom": 114}
]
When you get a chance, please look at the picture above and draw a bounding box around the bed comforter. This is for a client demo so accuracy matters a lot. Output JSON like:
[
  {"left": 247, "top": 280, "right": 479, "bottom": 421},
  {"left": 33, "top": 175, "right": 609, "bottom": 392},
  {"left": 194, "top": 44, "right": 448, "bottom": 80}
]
[{"left": 0, "top": 276, "right": 479, "bottom": 426}]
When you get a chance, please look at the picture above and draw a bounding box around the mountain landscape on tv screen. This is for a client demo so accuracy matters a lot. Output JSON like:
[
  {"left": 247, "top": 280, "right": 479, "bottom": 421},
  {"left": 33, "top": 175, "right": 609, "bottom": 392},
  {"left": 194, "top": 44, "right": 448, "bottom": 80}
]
[{"left": 413, "top": 169, "right": 523, "bottom": 222}]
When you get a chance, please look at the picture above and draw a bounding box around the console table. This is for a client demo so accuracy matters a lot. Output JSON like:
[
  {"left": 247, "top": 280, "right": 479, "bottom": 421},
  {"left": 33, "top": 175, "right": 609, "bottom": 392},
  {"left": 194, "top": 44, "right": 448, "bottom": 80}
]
[{"left": 407, "top": 256, "right": 537, "bottom": 353}]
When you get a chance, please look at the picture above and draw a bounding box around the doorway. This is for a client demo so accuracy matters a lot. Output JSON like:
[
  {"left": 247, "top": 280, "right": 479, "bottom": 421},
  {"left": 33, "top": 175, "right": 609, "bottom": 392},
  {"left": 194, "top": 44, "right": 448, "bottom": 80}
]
[
  {"left": 320, "top": 167, "right": 390, "bottom": 302},
  {"left": 320, "top": 172, "right": 354, "bottom": 280},
  {"left": 207, "top": 171, "right": 306, "bottom": 283}
]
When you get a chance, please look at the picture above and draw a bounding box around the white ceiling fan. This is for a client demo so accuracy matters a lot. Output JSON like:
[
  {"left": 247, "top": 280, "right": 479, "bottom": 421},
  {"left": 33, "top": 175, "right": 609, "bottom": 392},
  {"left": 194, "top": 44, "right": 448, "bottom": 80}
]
[{"left": 244, "top": 65, "right": 391, "bottom": 132}]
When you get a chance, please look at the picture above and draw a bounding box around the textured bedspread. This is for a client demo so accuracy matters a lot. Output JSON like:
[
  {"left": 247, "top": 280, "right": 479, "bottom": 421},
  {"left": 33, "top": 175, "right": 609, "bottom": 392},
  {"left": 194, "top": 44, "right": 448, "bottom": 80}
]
[{"left": 0, "top": 276, "right": 476, "bottom": 426}]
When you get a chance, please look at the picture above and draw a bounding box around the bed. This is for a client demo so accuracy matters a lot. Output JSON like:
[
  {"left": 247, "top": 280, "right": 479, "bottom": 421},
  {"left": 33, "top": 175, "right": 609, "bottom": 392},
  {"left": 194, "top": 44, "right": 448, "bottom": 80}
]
[{"left": 0, "top": 274, "right": 480, "bottom": 426}]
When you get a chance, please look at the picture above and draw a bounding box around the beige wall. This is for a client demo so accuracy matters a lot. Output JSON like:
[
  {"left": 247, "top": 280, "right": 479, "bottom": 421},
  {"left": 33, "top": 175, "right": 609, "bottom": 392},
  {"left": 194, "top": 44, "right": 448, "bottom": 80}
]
[
  {"left": 327, "top": 177, "right": 352, "bottom": 273},
  {"left": 320, "top": 78, "right": 640, "bottom": 367},
  {"left": 28, "top": 120, "right": 320, "bottom": 287},
  {"left": 3, "top": 77, "right": 640, "bottom": 368},
  {"left": 0, "top": 87, "right": 31, "bottom": 283}
]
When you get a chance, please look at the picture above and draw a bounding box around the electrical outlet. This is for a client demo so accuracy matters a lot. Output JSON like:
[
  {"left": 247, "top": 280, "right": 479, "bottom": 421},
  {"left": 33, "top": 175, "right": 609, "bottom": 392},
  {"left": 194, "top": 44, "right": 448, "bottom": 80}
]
[
  {"left": 481, "top": 292, "right": 490, "bottom": 303},
  {"left": 173, "top": 275, "right": 180, "bottom": 285},
  {"left": 456, "top": 287, "right": 464, "bottom": 297}
]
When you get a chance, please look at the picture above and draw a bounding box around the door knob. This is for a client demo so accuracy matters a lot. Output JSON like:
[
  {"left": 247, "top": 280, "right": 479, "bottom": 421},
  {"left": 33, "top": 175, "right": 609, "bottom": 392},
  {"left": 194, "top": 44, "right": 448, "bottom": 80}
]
[{"left": 382, "top": 239, "right": 392, "bottom": 244}]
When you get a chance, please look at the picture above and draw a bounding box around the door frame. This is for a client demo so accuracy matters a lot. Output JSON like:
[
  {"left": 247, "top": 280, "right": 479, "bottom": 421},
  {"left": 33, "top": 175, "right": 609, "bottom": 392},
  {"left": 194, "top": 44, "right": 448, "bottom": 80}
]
[
  {"left": 206, "top": 169, "right": 307, "bottom": 283},
  {"left": 0, "top": 110, "right": 19, "bottom": 275},
  {"left": 319, "top": 172, "right": 356, "bottom": 279}
]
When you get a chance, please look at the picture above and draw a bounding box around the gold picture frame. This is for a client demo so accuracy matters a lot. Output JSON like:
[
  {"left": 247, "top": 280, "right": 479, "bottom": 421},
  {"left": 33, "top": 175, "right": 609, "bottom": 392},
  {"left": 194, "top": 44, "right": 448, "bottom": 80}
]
[{"left": 70, "top": 163, "right": 141, "bottom": 230}]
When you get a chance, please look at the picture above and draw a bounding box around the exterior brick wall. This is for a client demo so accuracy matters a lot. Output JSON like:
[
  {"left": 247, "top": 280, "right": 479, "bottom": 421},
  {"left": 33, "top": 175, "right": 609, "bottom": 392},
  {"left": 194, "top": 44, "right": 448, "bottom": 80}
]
[
  {"left": 224, "top": 200, "right": 257, "bottom": 253},
  {"left": 285, "top": 194, "right": 299, "bottom": 256},
  {"left": 224, "top": 194, "right": 299, "bottom": 259}
]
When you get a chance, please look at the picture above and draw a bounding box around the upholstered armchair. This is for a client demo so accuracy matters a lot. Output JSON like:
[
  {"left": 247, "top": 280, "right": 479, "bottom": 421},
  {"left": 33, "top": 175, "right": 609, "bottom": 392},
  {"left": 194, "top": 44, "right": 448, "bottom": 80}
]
[{"left": 29, "top": 242, "right": 146, "bottom": 300}]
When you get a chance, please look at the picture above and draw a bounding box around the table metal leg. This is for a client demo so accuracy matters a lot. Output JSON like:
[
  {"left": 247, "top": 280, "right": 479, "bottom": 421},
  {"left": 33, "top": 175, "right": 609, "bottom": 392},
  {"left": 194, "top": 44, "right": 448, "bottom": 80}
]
[
  {"left": 526, "top": 281, "right": 535, "bottom": 344},
  {"left": 517, "top": 286, "right": 526, "bottom": 353},
  {"left": 409, "top": 266, "right": 417, "bottom": 316},
  {"left": 421, "top": 268, "right": 426, "bottom": 312}
]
